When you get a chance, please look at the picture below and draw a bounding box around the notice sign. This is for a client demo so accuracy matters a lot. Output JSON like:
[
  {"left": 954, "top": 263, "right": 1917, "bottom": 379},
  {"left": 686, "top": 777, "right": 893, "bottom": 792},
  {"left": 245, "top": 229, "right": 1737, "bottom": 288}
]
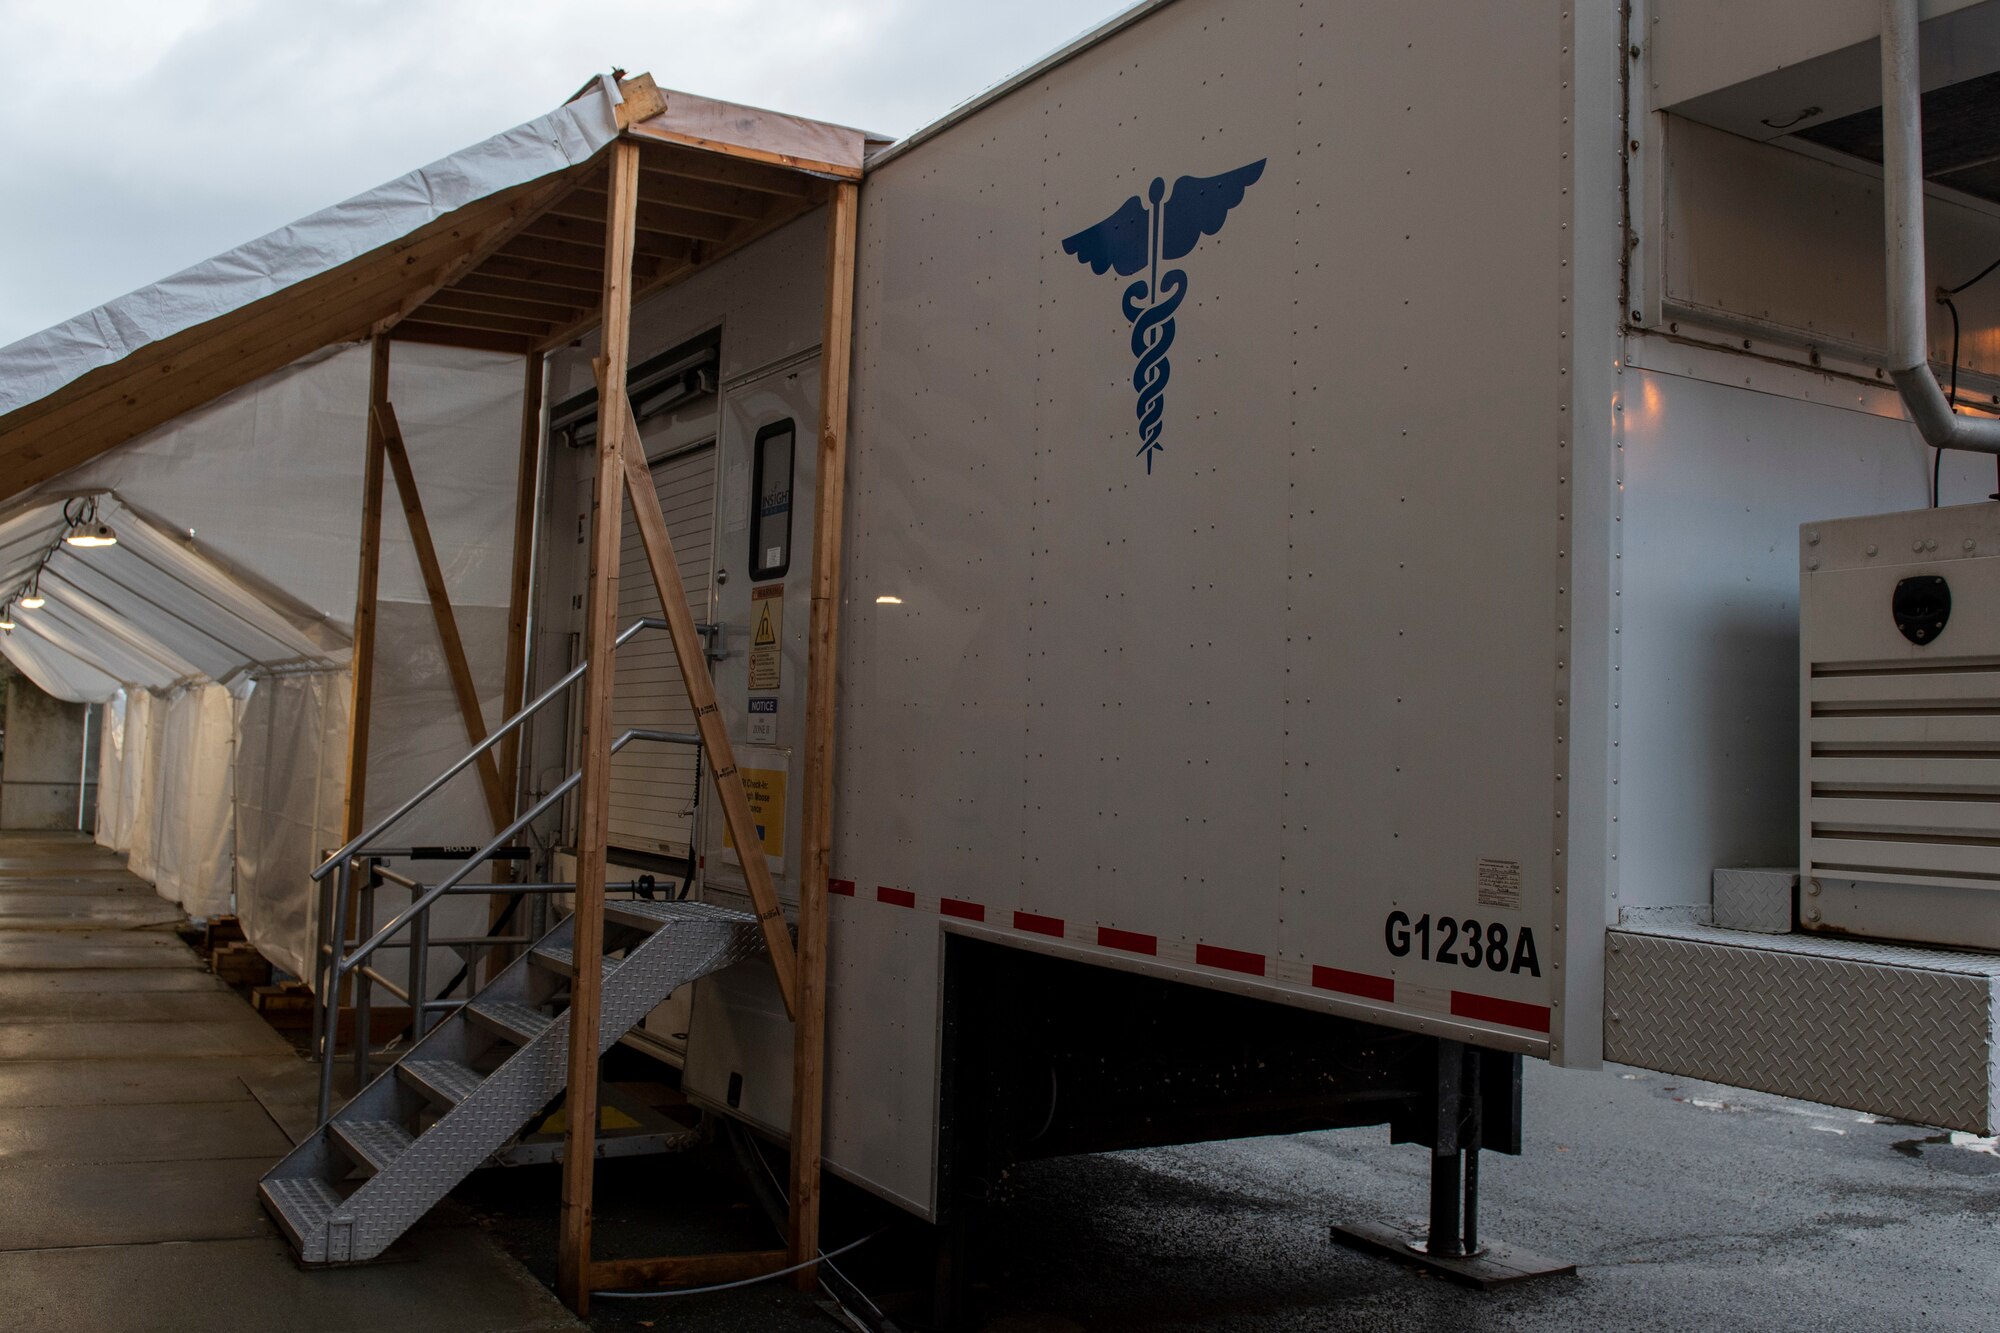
[
  {"left": 722, "top": 766, "right": 787, "bottom": 862},
  {"left": 748, "top": 696, "right": 778, "bottom": 745},
  {"left": 748, "top": 584, "right": 783, "bottom": 692},
  {"left": 1477, "top": 858, "right": 1522, "bottom": 911}
]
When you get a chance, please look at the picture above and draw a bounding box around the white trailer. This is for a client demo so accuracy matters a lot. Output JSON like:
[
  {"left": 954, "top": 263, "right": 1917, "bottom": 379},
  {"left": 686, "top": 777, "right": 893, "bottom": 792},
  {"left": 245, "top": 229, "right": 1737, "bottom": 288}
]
[
  {"left": 506, "top": 0, "right": 2000, "bottom": 1286},
  {"left": 8, "top": 0, "right": 1999, "bottom": 1309}
]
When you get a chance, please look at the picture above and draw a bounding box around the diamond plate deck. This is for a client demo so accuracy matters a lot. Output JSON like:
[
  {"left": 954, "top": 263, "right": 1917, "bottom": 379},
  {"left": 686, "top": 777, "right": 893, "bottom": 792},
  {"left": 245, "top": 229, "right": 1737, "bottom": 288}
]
[
  {"left": 1604, "top": 922, "right": 2000, "bottom": 1134},
  {"left": 259, "top": 903, "right": 764, "bottom": 1263}
]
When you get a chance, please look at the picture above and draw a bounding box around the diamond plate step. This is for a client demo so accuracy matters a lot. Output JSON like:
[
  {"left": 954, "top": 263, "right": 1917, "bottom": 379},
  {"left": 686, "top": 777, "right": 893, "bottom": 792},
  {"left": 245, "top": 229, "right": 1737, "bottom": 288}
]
[
  {"left": 329, "top": 1118, "right": 415, "bottom": 1175},
  {"left": 531, "top": 943, "right": 621, "bottom": 981},
  {"left": 261, "top": 899, "right": 770, "bottom": 1265},
  {"left": 261, "top": 1175, "right": 345, "bottom": 1252},
  {"left": 397, "top": 1059, "right": 486, "bottom": 1108},
  {"left": 467, "top": 998, "right": 556, "bottom": 1045},
  {"left": 606, "top": 898, "right": 759, "bottom": 932}
]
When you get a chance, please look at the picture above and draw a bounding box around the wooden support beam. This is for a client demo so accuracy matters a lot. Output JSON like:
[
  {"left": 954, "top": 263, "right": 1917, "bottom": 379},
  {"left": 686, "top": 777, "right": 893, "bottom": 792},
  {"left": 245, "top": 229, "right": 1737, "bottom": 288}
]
[
  {"left": 371, "top": 169, "right": 588, "bottom": 339},
  {"left": 422, "top": 286, "right": 586, "bottom": 320},
  {"left": 397, "top": 305, "right": 555, "bottom": 338},
  {"left": 638, "top": 150, "right": 818, "bottom": 199},
  {"left": 375, "top": 401, "right": 513, "bottom": 835},
  {"left": 533, "top": 186, "right": 825, "bottom": 355},
  {"left": 581, "top": 174, "right": 773, "bottom": 221},
  {"left": 789, "top": 177, "right": 860, "bottom": 1290},
  {"left": 462, "top": 258, "right": 605, "bottom": 299},
  {"left": 341, "top": 336, "right": 391, "bottom": 843},
  {"left": 587, "top": 1249, "right": 789, "bottom": 1293},
  {"left": 489, "top": 349, "right": 544, "bottom": 978},
  {"left": 488, "top": 231, "right": 614, "bottom": 276},
  {"left": 0, "top": 192, "right": 549, "bottom": 490},
  {"left": 544, "top": 195, "right": 735, "bottom": 245},
  {"left": 613, "top": 401, "right": 800, "bottom": 1010},
  {"left": 333, "top": 335, "right": 391, "bottom": 1001},
  {"left": 629, "top": 128, "right": 861, "bottom": 185},
  {"left": 557, "top": 136, "right": 643, "bottom": 1320},
  {"left": 500, "top": 351, "right": 544, "bottom": 803},
  {"left": 389, "top": 323, "right": 537, "bottom": 355},
  {"left": 0, "top": 179, "right": 547, "bottom": 447}
]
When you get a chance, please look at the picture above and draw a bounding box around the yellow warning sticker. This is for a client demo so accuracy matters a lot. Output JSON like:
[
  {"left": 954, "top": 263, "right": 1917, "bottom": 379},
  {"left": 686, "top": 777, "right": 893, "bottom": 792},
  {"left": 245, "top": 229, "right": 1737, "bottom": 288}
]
[
  {"left": 722, "top": 766, "right": 787, "bottom": 861},
  {"left": 748, "top": 584, "right": 783, "bottom": 692}
]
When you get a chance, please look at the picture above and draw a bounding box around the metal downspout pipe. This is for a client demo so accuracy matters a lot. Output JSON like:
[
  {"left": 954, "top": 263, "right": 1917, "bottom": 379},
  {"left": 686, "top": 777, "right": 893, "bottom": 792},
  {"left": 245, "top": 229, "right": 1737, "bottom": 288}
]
[{"left": 1882, "top": 0, "right": 2000, "bottom": 453}]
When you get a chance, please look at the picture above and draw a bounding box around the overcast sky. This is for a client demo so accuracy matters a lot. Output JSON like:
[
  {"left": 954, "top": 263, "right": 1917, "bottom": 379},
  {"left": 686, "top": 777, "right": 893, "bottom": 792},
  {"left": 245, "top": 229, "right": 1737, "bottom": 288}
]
[{"left": 0, "top": 0, "right": 1128, "bottom": 346}]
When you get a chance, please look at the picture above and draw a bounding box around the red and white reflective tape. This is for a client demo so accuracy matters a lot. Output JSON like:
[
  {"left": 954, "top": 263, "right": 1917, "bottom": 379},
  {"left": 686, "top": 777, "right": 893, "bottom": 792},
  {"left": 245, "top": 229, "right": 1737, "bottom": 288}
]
[{"left": 824, "top": 878, "right": 1548, "bottom": 1034}]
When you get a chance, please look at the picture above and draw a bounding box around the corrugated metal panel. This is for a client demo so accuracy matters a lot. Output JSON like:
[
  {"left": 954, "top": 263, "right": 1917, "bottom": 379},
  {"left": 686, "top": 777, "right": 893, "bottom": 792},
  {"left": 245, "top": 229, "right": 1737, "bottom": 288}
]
[{"left": 608, "top": 445, "right": 715, "bottom": 860}]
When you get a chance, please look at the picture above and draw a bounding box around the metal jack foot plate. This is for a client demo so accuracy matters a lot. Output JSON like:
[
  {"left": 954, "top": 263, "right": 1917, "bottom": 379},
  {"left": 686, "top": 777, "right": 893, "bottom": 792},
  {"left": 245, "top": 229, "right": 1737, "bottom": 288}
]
[{"left": 1330, "top": 1220, "right": 1576, "bottom": 1290}]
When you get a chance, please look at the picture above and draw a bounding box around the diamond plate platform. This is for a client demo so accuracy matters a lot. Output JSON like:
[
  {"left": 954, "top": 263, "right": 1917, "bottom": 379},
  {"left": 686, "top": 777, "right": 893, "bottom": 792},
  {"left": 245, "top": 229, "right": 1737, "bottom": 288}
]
[
  {"left": 259, "top": 902, "right": 765, "bottom": 1263},
  {"left": 1604, "top": 922, "right": 2000, "bottom": 1134}
]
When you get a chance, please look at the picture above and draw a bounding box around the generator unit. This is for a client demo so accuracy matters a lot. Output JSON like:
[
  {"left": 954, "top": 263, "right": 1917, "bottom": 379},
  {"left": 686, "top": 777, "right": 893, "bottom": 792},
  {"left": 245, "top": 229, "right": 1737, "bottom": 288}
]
[{"left": 1800, "top": 502, "right": 2000, "bottom": 953}]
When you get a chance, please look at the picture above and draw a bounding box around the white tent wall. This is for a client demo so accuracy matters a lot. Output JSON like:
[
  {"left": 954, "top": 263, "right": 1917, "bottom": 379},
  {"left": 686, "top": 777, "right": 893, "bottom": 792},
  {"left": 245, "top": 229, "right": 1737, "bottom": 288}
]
[
  {"left": 94, "top": 688, "right": 128, "bottom": 852},
  {"left": 123, "top": 689, "right": 163, "bottom": 883},
  {"left": 235, "top": 670, "right": 349, "bottom": 982},
  {"left": 140, "top": 683, "right": 237, "bottom": 919},
  {"left": 9, "top": 337, "right": 527, "bottom": 970}
]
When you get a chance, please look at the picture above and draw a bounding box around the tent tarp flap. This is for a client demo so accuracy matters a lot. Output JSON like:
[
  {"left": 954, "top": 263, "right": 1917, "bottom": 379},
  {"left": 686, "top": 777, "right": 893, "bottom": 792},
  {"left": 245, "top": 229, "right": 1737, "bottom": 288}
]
[
  {"left": 4, "top": 333, "right": 525, "bottom": 957},
  {"left": 236, "top": 670, "right": 349, "bottom": 982},
  {"left": 0, "top": 83, "right": 620, "bottom": 419},
  {"left": 94, "top": 689, "right": 129, "bottom": 853},
  {"left": 137, "top": 683, "right": 237, "bottom": 919}
]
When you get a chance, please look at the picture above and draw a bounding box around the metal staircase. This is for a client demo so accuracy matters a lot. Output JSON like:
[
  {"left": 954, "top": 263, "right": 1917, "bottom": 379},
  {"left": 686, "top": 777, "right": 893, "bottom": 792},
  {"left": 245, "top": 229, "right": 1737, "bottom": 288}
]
[
  {"left": 259, "top": 615, "right": 762, "bottom": 1265},
  {"left": 262, "top": 899, "right": 762, "bottom": 1263}
]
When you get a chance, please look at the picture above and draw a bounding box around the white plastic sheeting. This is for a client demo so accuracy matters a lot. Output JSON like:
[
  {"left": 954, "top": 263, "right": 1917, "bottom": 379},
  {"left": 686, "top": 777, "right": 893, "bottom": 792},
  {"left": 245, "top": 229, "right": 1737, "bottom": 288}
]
[
  {"left": 0, "top": 80, "right": 620, "bottom": 418},
  {"left": 95, "top": 690, "right": 127, "bottom": 852},
  {"left": 235, "top": 670, "right": 349, "bottom": 981},
  {"left": 0, "top": 493, "right": 338, "bottom": 703},
  {"left": 115, "top": 682, "right": 236, "bottom": 918},
  {"left": 59, "top": 335, "right": 529, "bottom": 957},
  {"left": 4, "top": 77, "right": 601, "bottom": 971}
]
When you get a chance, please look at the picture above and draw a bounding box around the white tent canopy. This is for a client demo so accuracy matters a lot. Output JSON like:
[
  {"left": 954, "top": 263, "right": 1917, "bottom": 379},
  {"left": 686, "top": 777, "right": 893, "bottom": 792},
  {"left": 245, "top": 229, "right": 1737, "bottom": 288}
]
[
  {"left": 0, "top": 493, "right": 342, "bottom": 702},
  {"left": 0, "top": 70, "right": 871, "bottom": 988}
]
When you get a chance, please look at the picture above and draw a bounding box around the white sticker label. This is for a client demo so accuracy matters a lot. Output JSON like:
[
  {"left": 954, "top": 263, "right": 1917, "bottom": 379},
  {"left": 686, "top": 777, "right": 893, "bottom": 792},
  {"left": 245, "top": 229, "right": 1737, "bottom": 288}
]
[{"left": 1477, "top": 858, "right": 1522, "bottom": 910}]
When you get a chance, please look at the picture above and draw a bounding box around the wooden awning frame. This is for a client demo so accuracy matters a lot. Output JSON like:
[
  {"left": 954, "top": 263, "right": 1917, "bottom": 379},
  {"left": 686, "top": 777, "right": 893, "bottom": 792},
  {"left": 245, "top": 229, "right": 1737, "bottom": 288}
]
[
  {"left": 0, "top": 70, "right": 867, "bottom": 1319},
  {"left": 0, "top": 73, "right": 871, "bottom": 508}
]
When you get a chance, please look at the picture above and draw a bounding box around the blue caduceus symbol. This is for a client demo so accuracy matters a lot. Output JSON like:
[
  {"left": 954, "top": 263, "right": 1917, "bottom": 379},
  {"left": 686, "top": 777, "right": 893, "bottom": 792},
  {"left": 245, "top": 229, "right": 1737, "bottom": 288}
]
[{"left": 1062, "top": 159, "right": 1265, "bottom": 473}]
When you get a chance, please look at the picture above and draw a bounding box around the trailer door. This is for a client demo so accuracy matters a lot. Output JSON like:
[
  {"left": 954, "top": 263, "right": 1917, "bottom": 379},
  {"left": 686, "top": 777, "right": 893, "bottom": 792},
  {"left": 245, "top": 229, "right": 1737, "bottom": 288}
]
[{"left": 608, "top": 440, "right": 717, "bottom": 867}]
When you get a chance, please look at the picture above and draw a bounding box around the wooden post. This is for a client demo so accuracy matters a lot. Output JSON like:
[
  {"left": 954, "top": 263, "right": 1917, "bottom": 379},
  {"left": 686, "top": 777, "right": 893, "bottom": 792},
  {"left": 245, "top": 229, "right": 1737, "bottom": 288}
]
[
  {"left": 557, "top": 137, "right": 641, "bottom": 1318},
  {"left": 500, "top": 351, "right": 545, "bottom": 804},
  {"left": 488, "top": 350, "right": 545, "bottom": 975},
  {"left": 375, "top": 402, "right": 513, "bottom": 833},
  {"left": 789, "top": 179, "right": 860, "bottom": 1287},
  {"left": 614, "top": 413, "right": 799, "bottom": 1012},
  {"left": 333, "top": 335, "right": 390, "bottom": 1003},
  {"left": 340, "top": 336, "right": 390, "bottom": 844}
]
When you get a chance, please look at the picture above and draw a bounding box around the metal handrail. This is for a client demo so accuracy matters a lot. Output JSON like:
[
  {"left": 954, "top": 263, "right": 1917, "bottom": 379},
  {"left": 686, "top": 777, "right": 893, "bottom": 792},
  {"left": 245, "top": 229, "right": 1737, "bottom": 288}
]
[
  {"left": 311, "top": 617, "right": 671, "bottom": 881},
  {"left": 313, "top": 726, "right": 699, "bottom": 1122},
  {"left": 334, "top": 728, "right": 695, "bottom": 977}
]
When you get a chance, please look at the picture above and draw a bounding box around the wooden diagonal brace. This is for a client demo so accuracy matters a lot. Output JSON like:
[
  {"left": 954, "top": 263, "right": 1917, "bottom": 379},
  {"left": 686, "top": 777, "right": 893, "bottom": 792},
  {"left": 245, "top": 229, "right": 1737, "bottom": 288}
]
[
  {"left": 374, "top": 399, "right": 513, "bottom": 834},
  {"left": 607, "top": 385, "right": 800, "bottom": 1016}
]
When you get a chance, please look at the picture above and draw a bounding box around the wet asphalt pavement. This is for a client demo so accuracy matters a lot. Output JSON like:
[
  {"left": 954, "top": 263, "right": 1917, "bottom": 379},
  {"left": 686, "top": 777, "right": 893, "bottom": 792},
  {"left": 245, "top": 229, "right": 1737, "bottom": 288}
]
[
  {"left": 469, "top": 1057, "right": 1998, "bottom": 1332},
  {"left": 971, "top": 1060, "right": 2000, "bottom": 1332}
]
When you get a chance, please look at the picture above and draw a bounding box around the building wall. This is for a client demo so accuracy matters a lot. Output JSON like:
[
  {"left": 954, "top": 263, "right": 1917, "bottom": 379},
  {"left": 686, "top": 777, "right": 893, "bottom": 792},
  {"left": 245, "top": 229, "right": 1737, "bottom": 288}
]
[{"left": 2, "top": 675, "right": 95, "bottom": 830}]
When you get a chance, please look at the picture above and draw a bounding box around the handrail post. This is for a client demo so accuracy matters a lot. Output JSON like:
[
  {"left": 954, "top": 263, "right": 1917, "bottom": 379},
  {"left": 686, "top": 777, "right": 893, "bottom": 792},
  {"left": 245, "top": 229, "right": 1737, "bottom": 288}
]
[
  {"left": 410, "top": 899, "right": 432, "bottom": 1040},
  {"left": 309, "top": 854, "right": 336, "bottom": 1058},
  {"left": 352, "top": 859, "right": 379, "bottom": 1092},
  {"left": 317, "top": 860, "right": 352, "bottom": 1125}
]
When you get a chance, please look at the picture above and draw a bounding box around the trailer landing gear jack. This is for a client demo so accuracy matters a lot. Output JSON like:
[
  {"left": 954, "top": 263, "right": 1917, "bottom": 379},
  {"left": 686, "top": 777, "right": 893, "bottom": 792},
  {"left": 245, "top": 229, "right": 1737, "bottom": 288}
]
[{"left": 1331, "top": 1040, "right": 1576, "bottom": 1290}]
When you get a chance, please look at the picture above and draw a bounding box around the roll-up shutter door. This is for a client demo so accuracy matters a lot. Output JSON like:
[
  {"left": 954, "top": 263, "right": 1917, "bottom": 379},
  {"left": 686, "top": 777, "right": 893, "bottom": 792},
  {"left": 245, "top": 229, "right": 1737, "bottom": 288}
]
[{"left": 608, "top": 443, "right": 715, "bottom": 861}]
